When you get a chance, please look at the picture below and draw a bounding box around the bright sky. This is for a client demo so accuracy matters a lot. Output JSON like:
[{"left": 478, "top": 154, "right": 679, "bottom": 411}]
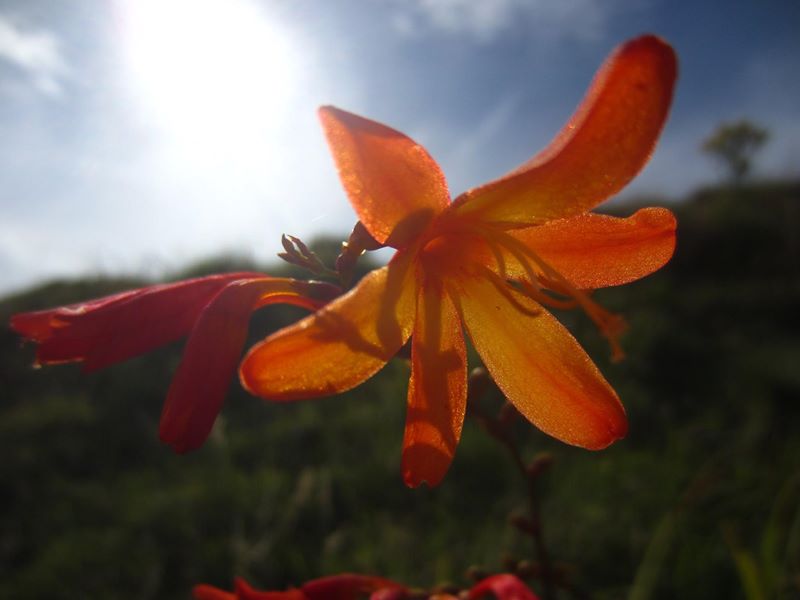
[{"left": 1, "top": 0, "right": 798, "bottom": 294}]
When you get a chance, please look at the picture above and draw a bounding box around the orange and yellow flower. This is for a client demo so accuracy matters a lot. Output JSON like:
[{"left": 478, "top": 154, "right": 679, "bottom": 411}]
[{"left": 240, "top": 35, "right": 678, "bottom": 486}]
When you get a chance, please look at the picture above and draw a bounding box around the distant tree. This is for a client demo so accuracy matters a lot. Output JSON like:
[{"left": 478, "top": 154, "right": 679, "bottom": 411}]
[{"left": 702, "top": 120, "right": 769, "bottom": 183}]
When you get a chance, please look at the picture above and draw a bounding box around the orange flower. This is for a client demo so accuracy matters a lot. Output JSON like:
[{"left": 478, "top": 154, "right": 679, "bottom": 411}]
[
  {"left": 11, "top": 273, "right": 338, "bottom": 452},
  {"left": 240, "top": 35, "right": 678, "bottom": 486}
]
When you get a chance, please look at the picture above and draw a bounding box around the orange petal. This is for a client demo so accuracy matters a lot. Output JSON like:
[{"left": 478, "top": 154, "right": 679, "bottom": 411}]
[
  {"left": 453, "top": 35, "right": 677, "bottom": 225},
  {"left": 514, "top": 207, "right": 676, "bottom": 288},
  {"left": 455, "top": 275, "right": 627, "bottom": 450},
  {"left": 402, "top": 277, "right": 467, "bottom": 487},
  {"left": 319, "top": 106, "right": 450, "bottom": 248},
  {"left": 468, "top": 208, "right": 676, "bottom": 289},
  {"left": 160, "top": 278, "right": 334, "bottom": 453},
  {"left": 240, "top": 252, "right": 417, "bottom": 400}
]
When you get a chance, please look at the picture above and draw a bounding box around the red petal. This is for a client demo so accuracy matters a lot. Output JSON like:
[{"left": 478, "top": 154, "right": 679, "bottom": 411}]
[
  {"left": 241, "top": 253, "right": 416, "bottom": 400},
  {"left": 159, "top": 278, "right": 331, "bottom": 453},
  {"left": 453, "top": 35, "right": 677, "bottom": 225},
  {"left": 319, "top": 106, "right": 450, "bottom": 248},
  {"left": 469, "top": 574, "right": 539, "bottom": 600},
  {"left": 302, "top": 574, "right": 404, "bottom": 600},
  {"left": 10, "top": 288, "right": 141, "bottom": 341},
  {"left": 370, "top": 589, "right": 409, "bottom": 600},
  {"left": 192, "top": 584, "right": 237, "bottom": 600},
  {"left": 235, "top": 578, "right": 306, "bottom": 599},
  {"left": 10, "top": 273, "right": 260, "bottom": 371},
  {"left": 402, "top": 278, "right": 466, "bottom": 487}
]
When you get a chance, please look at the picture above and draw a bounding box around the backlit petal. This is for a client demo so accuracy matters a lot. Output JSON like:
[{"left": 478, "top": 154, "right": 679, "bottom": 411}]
[
  {"left": 241, "top": 252, "right": 417, "bottom": 400},
  {"left": 9, "top": 288, "right": 141, "bottom": 341},
  {"left": 513, "top": 208, "right": 676, "bottom": 288},
  {"left": 10, "top": 273, "right": 259, "bottom": 371},
  {"left": 467, "top": 208, "right": 677, "bottom": 289},
  {"left": 319, "top": 106, "right": 450, "bottom": 248},
  {"left": 453, "top": 35, "right": 677, "bottom": 225},
  {"left": 160, "top": 278, "right": 334, "bottom": 453},
  {"left": 455, "top": 276, "right": 627, "bottom": 450},
  {"left": 402, "top": 277, "right": 467, "bottom": 488}
]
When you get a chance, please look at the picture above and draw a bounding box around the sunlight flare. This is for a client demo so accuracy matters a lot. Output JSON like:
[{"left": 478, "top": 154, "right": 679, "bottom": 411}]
[{"left": 118, "top": 0, "right": 300, "bottom": 162}]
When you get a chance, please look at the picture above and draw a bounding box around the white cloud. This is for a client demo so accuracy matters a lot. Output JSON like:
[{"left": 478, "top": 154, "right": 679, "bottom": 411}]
[
  {"left": 0, "top": 14, "right": 68, "bottom": 96},
  {"left": 385, "top": 0, "right": 636, "bottom": 43},
  {"left": 408, "top": 0, "right": 517, "bottom": 41}
]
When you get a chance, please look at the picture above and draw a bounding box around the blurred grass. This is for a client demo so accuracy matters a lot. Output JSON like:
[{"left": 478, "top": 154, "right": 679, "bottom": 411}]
[{"left": 1, "top": 180, "right": 798, "bottom": 599}]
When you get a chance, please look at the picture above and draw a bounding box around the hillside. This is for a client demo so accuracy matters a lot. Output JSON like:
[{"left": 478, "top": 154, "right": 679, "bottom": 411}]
[{"left": 2, "top": 181, "right": 799, "bottom": 599}]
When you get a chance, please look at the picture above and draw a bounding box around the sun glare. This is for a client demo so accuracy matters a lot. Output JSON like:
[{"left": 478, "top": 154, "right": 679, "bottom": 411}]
[{"left": 118, "top": 0, "right": 299, "bottom": 163}]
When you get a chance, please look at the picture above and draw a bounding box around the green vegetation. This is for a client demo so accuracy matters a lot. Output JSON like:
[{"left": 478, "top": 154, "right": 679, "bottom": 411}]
[{"left": 2, "top": 181, "right": 799, "bottom": 599}]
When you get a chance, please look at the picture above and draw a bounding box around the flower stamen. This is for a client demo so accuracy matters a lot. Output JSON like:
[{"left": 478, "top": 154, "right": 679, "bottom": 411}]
[
  {"left": 480, "top": 266, "right": 542, "bottom": 318},
  {"left": 519, "top": 279, "right": 579, "bottom": 311},
  {"left": 463, "top": 221, "right": 627, "bottom": 361}
]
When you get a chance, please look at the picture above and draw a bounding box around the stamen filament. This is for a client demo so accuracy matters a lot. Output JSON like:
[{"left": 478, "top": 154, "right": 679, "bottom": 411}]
[
  {"left": 519, "top": 280, "right": 579, "bottom": 310},
  {"left": 480, "top": 266, "right": 541, "bottom": 318},
  {"left": 454, "top": 219, "right": 627, "bottom": 360}
]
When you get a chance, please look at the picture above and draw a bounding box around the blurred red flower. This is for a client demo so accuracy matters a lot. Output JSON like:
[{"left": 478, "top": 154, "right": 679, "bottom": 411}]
[
  {"left": 193, "top": 573, "right": 405, "bottom": 600},
  {"left": 193, "top": 573, "right": 539, "bottom": 600}
]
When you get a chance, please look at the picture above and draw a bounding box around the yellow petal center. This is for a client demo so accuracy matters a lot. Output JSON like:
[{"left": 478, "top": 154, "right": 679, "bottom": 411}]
[{"left": 421, "top": 216, "right": 626, "bottom": 360}]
